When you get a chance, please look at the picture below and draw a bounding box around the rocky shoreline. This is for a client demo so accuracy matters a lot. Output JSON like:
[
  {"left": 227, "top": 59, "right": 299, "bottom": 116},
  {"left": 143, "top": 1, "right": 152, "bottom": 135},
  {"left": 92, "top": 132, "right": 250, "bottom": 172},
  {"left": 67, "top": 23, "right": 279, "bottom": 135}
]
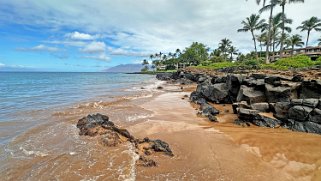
[{"left": 156, "top": 68, "right": 321, "bottom": 135}]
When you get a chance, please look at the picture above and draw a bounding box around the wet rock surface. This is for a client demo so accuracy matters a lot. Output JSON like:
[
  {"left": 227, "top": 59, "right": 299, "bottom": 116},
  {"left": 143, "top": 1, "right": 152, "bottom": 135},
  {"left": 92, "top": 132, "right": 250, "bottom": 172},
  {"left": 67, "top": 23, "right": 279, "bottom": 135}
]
[
  {"left": 157, "top": 69, "right": 321, "bottom": 135},
  {"left": 77, "top": 113, "right": 173, "bottom": 167}
]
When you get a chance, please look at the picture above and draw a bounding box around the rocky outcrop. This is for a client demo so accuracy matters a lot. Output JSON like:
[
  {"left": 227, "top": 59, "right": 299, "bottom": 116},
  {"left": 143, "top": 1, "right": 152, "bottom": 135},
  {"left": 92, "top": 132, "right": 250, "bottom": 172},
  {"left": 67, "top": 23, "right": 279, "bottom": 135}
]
[
  {"left": 77, "top": 114, "right": 173, "bottom": 167},
  {"left": 157, "top": 69, "right": 321, "bottom": 135}
]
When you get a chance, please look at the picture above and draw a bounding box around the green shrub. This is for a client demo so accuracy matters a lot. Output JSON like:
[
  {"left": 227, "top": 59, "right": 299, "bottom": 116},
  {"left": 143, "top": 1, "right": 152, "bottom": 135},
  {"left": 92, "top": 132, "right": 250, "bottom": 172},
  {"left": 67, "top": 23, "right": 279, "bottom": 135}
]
[{"left": 274, "top": 55, "right": 314, "bottom": 68}]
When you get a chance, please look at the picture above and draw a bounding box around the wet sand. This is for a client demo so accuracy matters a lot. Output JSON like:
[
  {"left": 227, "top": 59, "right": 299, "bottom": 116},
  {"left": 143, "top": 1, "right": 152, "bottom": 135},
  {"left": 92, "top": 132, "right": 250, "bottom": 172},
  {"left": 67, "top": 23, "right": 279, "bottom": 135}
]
[
  {"left": 128, "top": 85, "right": 321, "bottom": 181},
  {"left": 2, "top": 82, "right": 321, "bottom": 181}
]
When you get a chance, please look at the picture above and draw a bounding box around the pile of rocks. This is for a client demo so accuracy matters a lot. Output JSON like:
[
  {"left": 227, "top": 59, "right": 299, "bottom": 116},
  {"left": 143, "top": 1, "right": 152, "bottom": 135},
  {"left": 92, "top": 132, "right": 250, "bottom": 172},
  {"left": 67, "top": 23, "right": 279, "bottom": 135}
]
[
  {"left": 156, "top": 70, "right": 321, "bottom": 135},
  {"left": 77, "top": 113, "right": 173, "bottom": 167}
]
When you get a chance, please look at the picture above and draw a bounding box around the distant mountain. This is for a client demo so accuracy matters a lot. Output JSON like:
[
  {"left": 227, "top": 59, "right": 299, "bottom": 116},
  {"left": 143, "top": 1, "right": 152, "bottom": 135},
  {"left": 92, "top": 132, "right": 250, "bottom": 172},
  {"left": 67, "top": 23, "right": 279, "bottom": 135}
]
[{"left": 104, "top": 64, "right": 145, "bottom": 73}]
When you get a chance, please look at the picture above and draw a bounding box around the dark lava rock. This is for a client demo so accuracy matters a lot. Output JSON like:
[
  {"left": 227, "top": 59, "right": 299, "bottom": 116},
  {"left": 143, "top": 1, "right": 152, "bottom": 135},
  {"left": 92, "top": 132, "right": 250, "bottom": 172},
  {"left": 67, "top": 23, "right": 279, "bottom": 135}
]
[
  {"left": 273, "top": 102, "right": 291, "bottom": 121},
  {"left": 100, "top": 130, "right": 122, "bottom": 147},
  {"left": 302, "top": 99, "right": 319, "bottom": 108},
  {"left": 251, "top": 73, "right": 266, "bottom": 79},
  {"left": 265, "top": 76, "right": 281, "bottom": 86},
  {"left": 288, "top": 120, "right": 321, "bottom": 134},
  {"left": 251, "top": 102, "right": 270, "bottom": 112},
  {"left": 309, "top": 109, "right": 321, "bottom": 124},
  {"left": 200, "top": 103, "right": 220, "bottom": 116},
  {"left": 237, "top": 85, "right": 266, "bottom": 104},
  {"left": 226, "top": 74, "right": 242, "bottom": 99},
  {"left": 211, "top": 76, "right": 227, "bottom": 84},
  {"left": 156, "top": 73, "right": 173, "bottom": 81},
  {"left": 77, "top": 113, "right": 114, "bottom": 136},
  {"left": 237, "top": 108, "right": 282, "bottom": 128},
  {"left": 136, "top": 156, "right": 157, "bottom": 167},
  {"left": 292, "top": 74, "right": 304, "bottom": 82},
  {"left": 288, "top": 106, "right": 313, "bottom": 122},
  {"left": 265, "top": 84, "right": 292, "bottom": 103},
  {"left": 138, "top": 137, "right": 174, "bottom": 157},
  {"left": 196, "top": 83, "right": 230, "bottom": 103},
  {"left": 299, "top": 80, "right": 321, "bottom": 99},
  {"left": 190, "top": 91, "right": 206, "bottom": 105}
]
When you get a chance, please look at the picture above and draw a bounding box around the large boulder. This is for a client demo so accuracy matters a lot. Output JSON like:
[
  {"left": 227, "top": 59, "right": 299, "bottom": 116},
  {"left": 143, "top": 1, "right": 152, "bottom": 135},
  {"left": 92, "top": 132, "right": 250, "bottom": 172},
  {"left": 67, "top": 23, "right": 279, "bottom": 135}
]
[
  {"left": 265, "top": 76, "right": 281, "bottom": 86},
  {"left": 190, "top": 91, "right": 206, "bottom": 105},
  {"left": 237, "top": 85, "right": 266, "bottom": 104},
  {"left": 196, "top": 83, "right": 230, "bottom": 103},
  {"left": 309, "top": 109, "right": 321, "bottom": 124},
  {"left": 77, "top": 114, "right": 114, "bottom": 136},
  {"left": 273, "top": 102, "right": 291, "bottom": 120},
  {"left": 226, "top": 74, "right": 242, "bottom": 100},
  {"left": 299, "top": 80, "right": 321, "bottom": 99},
  {"left": 265, "top": 84, "right": 292, "bottom": 103},
  {"left": 288, "top": 106, "right": 313, "bottom": 122}
]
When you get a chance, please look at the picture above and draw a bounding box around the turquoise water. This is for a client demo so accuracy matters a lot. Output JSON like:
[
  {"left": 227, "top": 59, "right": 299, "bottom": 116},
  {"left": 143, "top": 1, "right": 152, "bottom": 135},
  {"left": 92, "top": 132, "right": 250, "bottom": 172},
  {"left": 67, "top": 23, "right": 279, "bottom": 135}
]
[{"left": 0, "top": 72, "right": 154, "bottom": 143}]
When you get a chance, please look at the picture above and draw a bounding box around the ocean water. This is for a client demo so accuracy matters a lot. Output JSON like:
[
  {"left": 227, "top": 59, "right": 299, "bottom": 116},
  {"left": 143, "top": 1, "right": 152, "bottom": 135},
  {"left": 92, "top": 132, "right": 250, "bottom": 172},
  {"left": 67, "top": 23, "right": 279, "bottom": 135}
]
[{"left": 0, "top": 72, "right": 160, "bottom": 180}]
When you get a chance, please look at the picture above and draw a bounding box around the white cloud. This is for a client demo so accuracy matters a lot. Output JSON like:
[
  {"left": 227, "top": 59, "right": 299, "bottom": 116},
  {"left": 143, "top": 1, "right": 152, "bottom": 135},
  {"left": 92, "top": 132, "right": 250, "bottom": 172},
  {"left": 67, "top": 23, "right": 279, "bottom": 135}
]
[
  {"left": 2, "top": 0, "right": 321, "bottom": 55},
  {"left": 82, "top": 53, "right": 110, "bottom": 61},
  {"left": 17, "top": 44, "right": 60, "bottom": 52},
  {"left": 81, "top": 41, "right": 106, "bottom": 53},
  {"left": 107, "top": 46, "right": 149, "bottom": 57},
  {"left": 66, "top": 31, "right": 97, "bottom": 40},
  {"left": 0, "top": 63, "right": 5, "bottom": 67}
]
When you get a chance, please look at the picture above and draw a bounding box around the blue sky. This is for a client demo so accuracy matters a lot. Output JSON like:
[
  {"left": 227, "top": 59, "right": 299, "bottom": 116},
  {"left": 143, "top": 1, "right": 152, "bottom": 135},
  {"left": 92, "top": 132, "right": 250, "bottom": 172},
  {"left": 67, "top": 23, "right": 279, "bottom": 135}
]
[{"left": 0, "top": 0, "right": 320, "bottom": 72}]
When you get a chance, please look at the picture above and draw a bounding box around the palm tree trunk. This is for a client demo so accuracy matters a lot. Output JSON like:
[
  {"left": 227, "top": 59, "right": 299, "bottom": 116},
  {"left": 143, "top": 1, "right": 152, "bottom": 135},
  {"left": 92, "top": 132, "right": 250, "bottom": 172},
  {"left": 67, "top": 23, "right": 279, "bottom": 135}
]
[
  {"left": 259, "top": 41, "right": 262, "bottom": 58},
  {"left": 291, "top": 45, "right": 294, "bottom": 56},
  {"left": 265, "top": 7, "right": 274, "bottom": 64},
  {"left": 251, "top": 31, "right": 258, "bottom": 60},
  {"left": 279, "top": 4, "right": 285, "bottom": 56},
  {"left": 306, "top": 30, "right": 310, "bottom": 47}
]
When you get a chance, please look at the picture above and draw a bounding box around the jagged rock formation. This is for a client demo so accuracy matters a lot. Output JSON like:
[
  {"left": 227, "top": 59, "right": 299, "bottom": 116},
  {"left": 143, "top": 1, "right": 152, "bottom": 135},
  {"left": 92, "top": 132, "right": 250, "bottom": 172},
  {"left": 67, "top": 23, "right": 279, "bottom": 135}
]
[
  {"left": 77, "top": 113, "right": 173, "bottom": 167},
  {"left": 156, "top": 69, "right": 321, "bottom": 135}
]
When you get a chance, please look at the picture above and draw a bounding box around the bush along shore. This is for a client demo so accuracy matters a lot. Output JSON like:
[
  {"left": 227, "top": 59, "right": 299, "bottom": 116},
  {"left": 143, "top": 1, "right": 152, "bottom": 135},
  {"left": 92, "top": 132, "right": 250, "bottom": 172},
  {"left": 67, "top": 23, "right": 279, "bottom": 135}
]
[{"left": 156, "top": 67, "right": 321, "bottom": 135}]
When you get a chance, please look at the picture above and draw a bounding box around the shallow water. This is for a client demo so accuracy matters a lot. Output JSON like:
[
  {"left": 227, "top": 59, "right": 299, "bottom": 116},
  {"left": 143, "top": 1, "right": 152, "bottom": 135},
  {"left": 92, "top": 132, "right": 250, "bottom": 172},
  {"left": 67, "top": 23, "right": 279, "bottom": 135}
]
[{"left": 0, "top": 72, "right": 161, "bottom": 180}]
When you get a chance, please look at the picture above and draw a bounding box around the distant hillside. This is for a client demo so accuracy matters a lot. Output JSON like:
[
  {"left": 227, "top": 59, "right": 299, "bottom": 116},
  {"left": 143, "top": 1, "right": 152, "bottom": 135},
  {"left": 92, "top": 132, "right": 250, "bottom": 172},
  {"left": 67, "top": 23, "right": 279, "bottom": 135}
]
[{"left": 104, "top": 64, "right": 145, "bottom": 73}]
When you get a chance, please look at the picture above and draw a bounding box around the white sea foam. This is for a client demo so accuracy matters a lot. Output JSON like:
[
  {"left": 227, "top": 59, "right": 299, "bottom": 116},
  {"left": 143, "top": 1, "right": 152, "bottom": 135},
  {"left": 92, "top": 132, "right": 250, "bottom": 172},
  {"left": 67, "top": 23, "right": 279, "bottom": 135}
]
[
  {"left": 19, "top": 147, "right": 48, "bottom": 157},
  {"left": 126, "top": 114, "right": 153, "bottom": 122}
]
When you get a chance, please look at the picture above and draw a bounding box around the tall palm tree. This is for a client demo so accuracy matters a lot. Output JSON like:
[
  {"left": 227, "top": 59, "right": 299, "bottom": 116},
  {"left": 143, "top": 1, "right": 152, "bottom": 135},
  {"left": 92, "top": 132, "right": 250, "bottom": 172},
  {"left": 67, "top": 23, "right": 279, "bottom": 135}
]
[
  {"left": 260, "top": 0, "right": 279, "bottom": 63},
  {"left": 238, "top": 14, "right": 266, "bottom": 59},
  {"left": 278, "top": 0, "right": 304, "bottom": 56},
  {"left": 219, "top": 38, "right": 232, "bottom": 61},
  {"left": 256, "top": 33, "right": 267, "bottom": 57},
  {"left": 286, "top": 34, "right": 304, "bottom": 55},
  {"left": 228, "top": 46, "right": 239, "bottom": 60},
  {"left": 318, "top": 37, "right": 321, "bottom": 46},
  {"left": 297, "top": 17, "right": 321, "bottom": 47}
]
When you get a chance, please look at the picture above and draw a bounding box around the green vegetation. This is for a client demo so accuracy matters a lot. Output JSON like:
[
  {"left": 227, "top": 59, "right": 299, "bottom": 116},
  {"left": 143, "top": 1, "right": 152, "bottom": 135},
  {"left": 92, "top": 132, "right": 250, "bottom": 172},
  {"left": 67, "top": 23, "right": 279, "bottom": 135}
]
[{"left": 139, "top": 0, "right": 320, "bottom": 72}]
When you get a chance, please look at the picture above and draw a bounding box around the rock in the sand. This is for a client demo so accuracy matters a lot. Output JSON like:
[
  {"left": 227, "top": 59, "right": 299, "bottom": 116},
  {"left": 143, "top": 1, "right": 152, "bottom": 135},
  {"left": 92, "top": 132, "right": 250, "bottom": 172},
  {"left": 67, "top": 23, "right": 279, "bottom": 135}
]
[
  {"left": 77, "top": 113, "right": 114, "bottom": 136},
  {"left": 200, "top": 103, "right": 220, "bottom": 116},
  {"left": 196, "top": 83, "right": 230, "bottom": 103},
  {"left": 273, "top": 102, "right": 291, "bottom": 120},
  {"left": 251, "top": 102, "right": 270, "bottom": 112},
  {"left": 237, "top": 108, "right": 281, "bottom": 128},
  {"left": 136, "top": 156, "right": 157, "bottom": 167},
  {"left": 288, "top": 106, "right": 313, "bottom": 122},
  {"left": 299, "top": 80, "right": 321, "bottom": 99},
  {"left": 236, "top": 85, "right": 266, "bottom": 104},
  {"left": 265, "top": 84, "right": 292, "bottom": 103},
  {"left": 288, "top": 120, "right": 321, "bottom": 134},
  {"left": 100, "top": 130, "right": 122, "bottom": 147},
  {"left": 138, "top": 137, "right": 174, "bottom": 157},
  {"left": 190, "top": 91, "right": 206, "bottom": 105}
]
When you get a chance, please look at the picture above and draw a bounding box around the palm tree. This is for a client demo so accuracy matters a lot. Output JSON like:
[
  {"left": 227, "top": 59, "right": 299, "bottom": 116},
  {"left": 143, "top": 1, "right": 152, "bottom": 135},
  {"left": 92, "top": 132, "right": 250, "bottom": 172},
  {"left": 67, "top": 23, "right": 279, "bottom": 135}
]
[
  {"left": 286, "top": 34, "right": 304, "bottom": 55},
  {"left": 278, "top": 0, "right": 304, "bottom": 56},
  {"left": 256, "top": 33, "right": 267, "bottom": 57},
  {"left": 297, "top": 17, "right": 321, "bottom": 47},
  {"left": 149, "top": 54, "right": 154, "bottom": 62},
  {"left": 318, "top": 37, "right": 321, "bottom": 46},
  {"left": 238, "top": 14, "right": 266, "bottom": 59},
  {"left": 228, "top": 46, "right": 239, "bottom": 60},
  {"left": 219, "top": 38, "right": 232, "bottom": 61},
  {"left": 260, "top": 0, "right": 279, "bottom": 63}
]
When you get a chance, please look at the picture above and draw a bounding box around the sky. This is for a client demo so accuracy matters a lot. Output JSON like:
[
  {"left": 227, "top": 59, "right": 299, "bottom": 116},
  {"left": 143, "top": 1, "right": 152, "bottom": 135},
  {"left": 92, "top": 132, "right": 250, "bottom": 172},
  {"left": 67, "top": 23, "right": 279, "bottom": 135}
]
[{"left": 0, "top": 0, "right": 320, "bottom": 72}]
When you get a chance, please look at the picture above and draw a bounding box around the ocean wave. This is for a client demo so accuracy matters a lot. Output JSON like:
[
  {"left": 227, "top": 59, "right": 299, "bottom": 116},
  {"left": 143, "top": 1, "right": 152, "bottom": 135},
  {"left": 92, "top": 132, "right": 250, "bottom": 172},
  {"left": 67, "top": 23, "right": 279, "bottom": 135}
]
[{"left": 19, "top": 147, "right": 48, "bottom": 157}]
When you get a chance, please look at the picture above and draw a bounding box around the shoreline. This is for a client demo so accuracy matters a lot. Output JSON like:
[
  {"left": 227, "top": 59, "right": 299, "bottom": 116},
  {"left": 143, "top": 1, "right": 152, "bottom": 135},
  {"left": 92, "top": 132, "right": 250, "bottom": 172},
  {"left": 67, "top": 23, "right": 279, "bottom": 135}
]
[{"left": 2, "top": 72, "right": 321, "bottom": 180}]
